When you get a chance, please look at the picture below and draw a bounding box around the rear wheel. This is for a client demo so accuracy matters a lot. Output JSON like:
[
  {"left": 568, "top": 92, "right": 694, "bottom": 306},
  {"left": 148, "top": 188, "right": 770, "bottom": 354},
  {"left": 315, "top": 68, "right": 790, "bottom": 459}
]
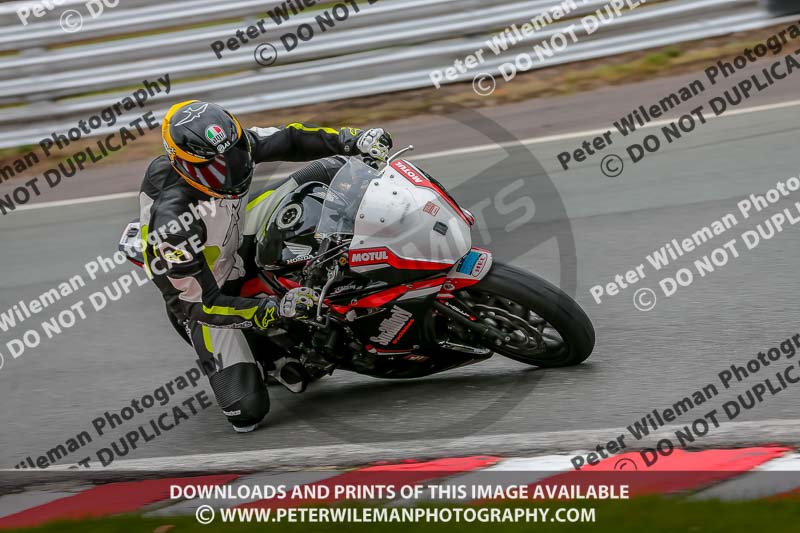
[{"left": 444, "top": 262, "right": 595, "bottom": 367}]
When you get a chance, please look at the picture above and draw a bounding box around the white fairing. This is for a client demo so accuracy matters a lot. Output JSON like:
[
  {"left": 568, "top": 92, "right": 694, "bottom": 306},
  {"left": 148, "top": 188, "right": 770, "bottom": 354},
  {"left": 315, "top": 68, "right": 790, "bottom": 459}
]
[{"left": 350, "top": 160, "right": 472, "bottom": 271}]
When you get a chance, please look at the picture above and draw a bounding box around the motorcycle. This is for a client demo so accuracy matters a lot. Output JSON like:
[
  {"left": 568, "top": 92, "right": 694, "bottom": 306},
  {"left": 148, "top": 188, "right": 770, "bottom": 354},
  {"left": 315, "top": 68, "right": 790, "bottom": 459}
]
[{"left": 120, "top": 147, "right": 595, "bottom": 381}]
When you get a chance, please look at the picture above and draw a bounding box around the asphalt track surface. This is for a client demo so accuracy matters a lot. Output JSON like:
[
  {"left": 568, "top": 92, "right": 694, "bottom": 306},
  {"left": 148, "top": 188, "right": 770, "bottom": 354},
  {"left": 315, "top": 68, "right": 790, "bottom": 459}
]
[{"left": 1, "top": 57, "right": 800, "bottom": 471}]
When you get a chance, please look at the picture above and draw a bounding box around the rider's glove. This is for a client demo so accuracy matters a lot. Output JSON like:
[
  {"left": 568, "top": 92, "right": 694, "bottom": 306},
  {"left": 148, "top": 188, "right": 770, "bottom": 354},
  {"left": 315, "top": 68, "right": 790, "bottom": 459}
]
[
  {"left": 355, "top": 128, "right": 393, "bottom": 163},
  {"left": 252, "top": 299, "right": 280, "bottom": 330},
  {"left": 279, "top": 287, "right": 320, "bottom": 321}
]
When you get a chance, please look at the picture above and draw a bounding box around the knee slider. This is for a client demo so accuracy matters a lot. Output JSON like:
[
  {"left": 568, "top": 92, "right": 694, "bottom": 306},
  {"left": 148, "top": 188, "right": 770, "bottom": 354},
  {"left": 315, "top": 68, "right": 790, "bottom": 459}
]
[
  {"left": 210, "top": 362, "right": 270, "bottom": 426},
  {"left": 226, "top": 389, "right": 270, "bottom": 427}
]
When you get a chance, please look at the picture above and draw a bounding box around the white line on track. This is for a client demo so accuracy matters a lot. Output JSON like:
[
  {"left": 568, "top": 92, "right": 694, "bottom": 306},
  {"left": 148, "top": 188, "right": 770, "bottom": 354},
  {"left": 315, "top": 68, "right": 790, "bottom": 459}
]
[
  {"left": 12, "top": 97, "right": 800, "bottom": 213},
  {"left": 10, "top": 418, "right": 797, "bottom": 473}
]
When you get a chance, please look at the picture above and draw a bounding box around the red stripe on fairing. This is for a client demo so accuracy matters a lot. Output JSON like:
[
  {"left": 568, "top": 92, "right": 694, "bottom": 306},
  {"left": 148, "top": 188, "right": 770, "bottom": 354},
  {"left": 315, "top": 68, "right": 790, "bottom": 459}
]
[
  {"left": 523, "top": 447, "right": 792, "bottom": 498},
  {"left": 392, "top": 318, "right": 416, "bottom": 344},
  {"left": 241, "top": 276, "right": 278, "bottom": 297},
  {"left": 239, "top": 456, "right": 499, "bottom": 509},
  {"left": 276, "top": 277, "right": 301, "bottom": 290},
  {"left": 365, "top": 345, "right": 413, "bottom": 354},
  {"left": 390, "top": 160, "right": 470, "bottom": 224},
  {"left": 0, "top": 475, "right": 239, "bottom": 530},
  {"left": 437, "top": 277, "right": 482, "bottom": 298},
  {"left": 330, "top": 277, "right": 446, "bottom": 314}
]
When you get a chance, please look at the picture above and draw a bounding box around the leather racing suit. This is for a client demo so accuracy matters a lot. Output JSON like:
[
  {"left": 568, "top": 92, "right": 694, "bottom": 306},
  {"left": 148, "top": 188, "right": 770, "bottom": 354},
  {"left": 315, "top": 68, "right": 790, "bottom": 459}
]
[{"left": 139, "top": 123, "right": 360, "bottom": 430}]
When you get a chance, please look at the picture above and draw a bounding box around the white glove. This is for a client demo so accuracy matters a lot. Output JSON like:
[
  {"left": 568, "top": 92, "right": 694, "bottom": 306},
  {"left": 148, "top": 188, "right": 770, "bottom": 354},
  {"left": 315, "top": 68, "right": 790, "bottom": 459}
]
[
  {"left": 356, "top": 128, "right": 393, "bottom": 163},
  {"left": 279, "top": 287, "right": 320, "bottom": 320}
]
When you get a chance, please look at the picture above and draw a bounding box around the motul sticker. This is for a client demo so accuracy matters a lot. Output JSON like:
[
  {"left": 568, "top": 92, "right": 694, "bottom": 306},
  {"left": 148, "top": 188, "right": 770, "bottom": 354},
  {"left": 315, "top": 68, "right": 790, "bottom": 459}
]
[
  {"left": 349, "top": 248, "right": 390, "bottom": 266},
  {"left": 392, "top": 160, "right": 428, "bottom": 185}
]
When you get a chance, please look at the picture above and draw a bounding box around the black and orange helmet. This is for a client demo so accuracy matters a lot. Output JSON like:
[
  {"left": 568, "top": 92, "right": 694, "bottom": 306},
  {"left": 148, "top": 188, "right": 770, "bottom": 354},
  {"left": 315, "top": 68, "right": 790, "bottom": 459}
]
[{"left": 162, "top": 100, "right": 254, "bottom": 199}]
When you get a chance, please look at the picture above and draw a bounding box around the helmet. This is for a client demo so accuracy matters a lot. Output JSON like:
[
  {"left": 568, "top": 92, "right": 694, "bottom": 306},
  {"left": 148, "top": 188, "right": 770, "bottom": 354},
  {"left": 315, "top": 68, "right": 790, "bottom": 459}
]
[{"left": 162, "top": 100, "right": 254, "bottom": 199}]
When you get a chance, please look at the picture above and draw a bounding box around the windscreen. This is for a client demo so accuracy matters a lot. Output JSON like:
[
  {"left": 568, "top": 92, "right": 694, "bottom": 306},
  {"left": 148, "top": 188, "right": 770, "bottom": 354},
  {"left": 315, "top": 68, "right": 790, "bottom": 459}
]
[{"left": 316, "top": 158, "right": 382, "bottom": 236}]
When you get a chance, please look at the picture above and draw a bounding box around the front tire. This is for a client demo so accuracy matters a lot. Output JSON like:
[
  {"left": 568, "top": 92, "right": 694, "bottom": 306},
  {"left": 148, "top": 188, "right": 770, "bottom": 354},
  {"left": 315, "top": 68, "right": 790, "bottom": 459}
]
[{"left": 453, "top": 262, "right": 595, "bottom": 367}]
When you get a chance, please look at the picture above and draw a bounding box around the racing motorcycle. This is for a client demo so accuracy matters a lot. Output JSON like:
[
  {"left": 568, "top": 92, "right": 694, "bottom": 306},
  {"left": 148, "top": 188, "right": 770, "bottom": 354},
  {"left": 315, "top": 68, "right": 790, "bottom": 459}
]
[{"left": 120, "top": 148, "right": 594, "bottom": 381}]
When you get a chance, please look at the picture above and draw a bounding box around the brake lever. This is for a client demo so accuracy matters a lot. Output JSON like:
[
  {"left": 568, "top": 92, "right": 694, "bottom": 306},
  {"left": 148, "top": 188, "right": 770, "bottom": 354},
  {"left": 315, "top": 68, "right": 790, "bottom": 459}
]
[
  {"left": 386, "top": 145, "right": 414, "bottom": 164},
  {"left": 316, "top": 263, "right": 340, "bottom": 321}
]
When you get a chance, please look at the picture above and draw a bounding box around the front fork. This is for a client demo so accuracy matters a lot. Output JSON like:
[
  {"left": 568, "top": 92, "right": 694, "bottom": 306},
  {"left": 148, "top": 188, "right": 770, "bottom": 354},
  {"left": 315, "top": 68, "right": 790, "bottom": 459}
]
[
  {"left": 428, "top": 248, "right": 500, "bottom": 353},
  {"left": 432, "top": 299, "right": 503, "bottom": 344}
]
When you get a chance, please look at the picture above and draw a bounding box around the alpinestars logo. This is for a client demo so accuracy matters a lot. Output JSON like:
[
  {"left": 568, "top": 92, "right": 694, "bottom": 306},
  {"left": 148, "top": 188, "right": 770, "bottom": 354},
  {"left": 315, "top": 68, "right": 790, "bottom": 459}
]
[
  {"left": 175, "top": 103, "right": 209, "bottom": 126},
  {"left": 370, "top": 306, "right": 414, "bottom": 345},
  {"left": 350, "top": 248, "right": 390, "bottom": 266}
]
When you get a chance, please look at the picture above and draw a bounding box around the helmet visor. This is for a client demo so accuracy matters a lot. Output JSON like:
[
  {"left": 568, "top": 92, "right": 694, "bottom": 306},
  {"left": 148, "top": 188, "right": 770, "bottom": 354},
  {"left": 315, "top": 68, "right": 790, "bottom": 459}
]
[{"left": 175, "top": 135, "right": 254, "bottom": 198}]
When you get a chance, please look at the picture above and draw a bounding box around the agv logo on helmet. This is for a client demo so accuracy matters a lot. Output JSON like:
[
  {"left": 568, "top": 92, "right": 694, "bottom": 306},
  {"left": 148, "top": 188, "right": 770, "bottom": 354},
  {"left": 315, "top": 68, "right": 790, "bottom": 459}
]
[{"left": 206, "top": 124, "right": 231, "bottom": 153}]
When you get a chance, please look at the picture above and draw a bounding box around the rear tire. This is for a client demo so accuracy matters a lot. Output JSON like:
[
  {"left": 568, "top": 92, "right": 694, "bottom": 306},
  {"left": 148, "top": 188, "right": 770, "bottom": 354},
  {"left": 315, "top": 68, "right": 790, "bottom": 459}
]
[{"left": 456, "top": 262, "right": 595, "bottom": 367}]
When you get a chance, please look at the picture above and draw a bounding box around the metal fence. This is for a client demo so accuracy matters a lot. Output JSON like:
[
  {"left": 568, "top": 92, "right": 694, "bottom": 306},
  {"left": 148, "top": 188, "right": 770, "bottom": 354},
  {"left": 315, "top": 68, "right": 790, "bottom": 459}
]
[{"left": 0, "top": 0, "right": 785, "bottom": 149}]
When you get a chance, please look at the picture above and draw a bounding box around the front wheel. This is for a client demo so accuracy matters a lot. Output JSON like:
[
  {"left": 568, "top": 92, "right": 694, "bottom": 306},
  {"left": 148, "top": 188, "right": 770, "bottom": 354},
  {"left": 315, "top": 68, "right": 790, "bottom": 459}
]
[{"left": 448, "top": 263, "right": 595, "bottom": 367}]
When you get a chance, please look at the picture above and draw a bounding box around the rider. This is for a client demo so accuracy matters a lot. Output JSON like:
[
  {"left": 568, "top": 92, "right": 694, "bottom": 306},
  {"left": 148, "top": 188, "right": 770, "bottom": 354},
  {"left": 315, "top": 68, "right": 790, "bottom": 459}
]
[{"left": 139, "top": 100, "right": 392, "bottom": 433}]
